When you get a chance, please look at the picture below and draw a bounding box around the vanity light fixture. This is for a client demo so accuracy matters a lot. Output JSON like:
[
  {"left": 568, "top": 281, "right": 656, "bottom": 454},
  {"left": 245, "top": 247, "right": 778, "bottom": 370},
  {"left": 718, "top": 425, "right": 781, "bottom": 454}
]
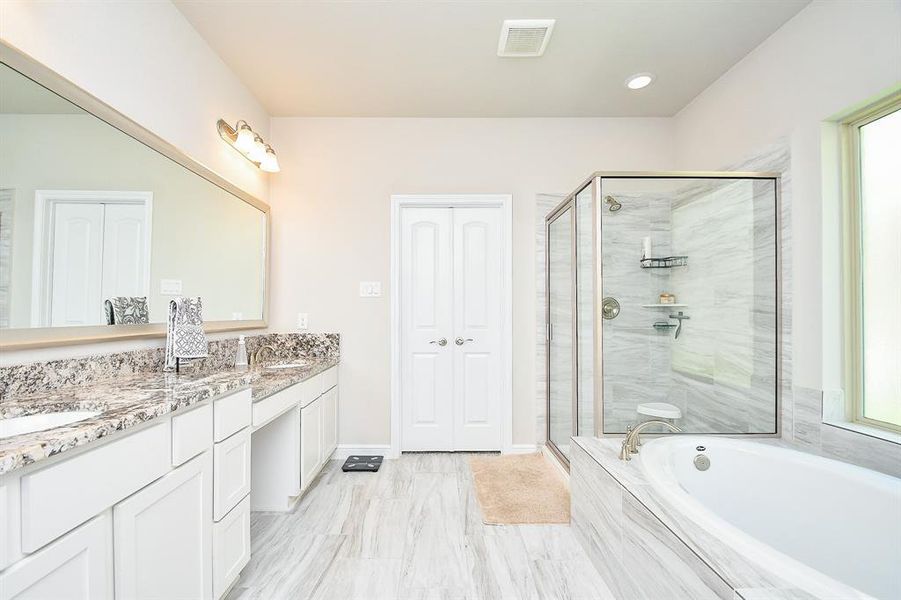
[
  {"left": 625, "top": 72, "right": 655, "bottom": 90},
  {"left": 217, "top": 119, "right": 280, "bottom": 173}
]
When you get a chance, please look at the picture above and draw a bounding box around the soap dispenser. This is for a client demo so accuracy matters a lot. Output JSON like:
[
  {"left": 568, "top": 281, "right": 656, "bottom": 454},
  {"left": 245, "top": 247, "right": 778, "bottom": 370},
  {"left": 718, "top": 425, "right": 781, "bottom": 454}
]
[{"left": 235, "top": 335, "right": 248, "bottom": 371}]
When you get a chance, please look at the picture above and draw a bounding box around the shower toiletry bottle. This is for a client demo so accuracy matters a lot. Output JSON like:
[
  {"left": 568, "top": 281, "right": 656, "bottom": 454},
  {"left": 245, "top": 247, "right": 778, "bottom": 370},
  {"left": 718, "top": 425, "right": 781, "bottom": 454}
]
[
  {"left": 641, "top": 236, "right": 653, "bottom": 261},
  {"left": 235, "top": 335, "right": 248, "bottom": 371}
]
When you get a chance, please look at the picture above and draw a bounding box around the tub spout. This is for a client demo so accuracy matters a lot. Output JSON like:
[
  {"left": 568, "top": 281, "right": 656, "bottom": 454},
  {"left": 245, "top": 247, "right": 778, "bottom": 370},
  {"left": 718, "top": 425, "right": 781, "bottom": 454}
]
[{"left": 620, "top": 420, "right": 682, "bottom": 461}]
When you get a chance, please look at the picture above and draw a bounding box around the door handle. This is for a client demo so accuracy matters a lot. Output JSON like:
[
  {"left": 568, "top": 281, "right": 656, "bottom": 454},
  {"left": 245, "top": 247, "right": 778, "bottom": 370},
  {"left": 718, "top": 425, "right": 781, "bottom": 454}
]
[
  {"left": 429, "top": 338, "right": 448, "bottom": 347},
  {"left": 454, "top": 337, "right": 474, "bottom": 346}
]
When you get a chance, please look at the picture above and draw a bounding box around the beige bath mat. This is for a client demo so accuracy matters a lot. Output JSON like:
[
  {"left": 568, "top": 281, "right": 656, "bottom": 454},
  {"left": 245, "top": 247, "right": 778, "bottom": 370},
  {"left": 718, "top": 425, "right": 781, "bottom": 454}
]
[{"left": 469, "top": 452, "right": 570, "bottom": 525}]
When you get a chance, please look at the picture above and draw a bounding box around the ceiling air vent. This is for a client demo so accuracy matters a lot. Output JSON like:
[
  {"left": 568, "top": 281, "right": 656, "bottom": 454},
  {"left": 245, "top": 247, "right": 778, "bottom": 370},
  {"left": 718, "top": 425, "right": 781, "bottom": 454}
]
[{"left": 497, "top": 19, "right": 555, "bottom": 58}]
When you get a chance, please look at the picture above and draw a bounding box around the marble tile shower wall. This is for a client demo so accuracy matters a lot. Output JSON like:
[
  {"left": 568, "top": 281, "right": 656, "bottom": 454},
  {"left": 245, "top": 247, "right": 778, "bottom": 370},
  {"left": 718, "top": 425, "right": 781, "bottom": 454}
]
[
  {"left": 600, "top": 193, "right": 675, "bottom": 431},
  {"left": 0, "top": 332, "right": 340, "bottom": 400},
  {"left": 668, "top": 178, "right": 778, "bottom": 433}
]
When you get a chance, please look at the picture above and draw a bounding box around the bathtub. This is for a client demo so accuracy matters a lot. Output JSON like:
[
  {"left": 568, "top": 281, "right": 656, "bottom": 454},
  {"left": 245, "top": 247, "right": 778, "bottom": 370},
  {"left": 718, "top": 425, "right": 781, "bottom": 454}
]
[{"left": 639, "top": 437, "right": 901, "bottom": 600}]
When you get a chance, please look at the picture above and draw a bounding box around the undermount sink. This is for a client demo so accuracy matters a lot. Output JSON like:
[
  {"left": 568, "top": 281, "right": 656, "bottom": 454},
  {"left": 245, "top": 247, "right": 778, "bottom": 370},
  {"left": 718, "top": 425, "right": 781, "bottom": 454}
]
[
  {"left": 264, "top": 362, "right": 308, "bottom": 370},
  {"left": 0, "top": 411, "right": 101, "bottom": 440}
]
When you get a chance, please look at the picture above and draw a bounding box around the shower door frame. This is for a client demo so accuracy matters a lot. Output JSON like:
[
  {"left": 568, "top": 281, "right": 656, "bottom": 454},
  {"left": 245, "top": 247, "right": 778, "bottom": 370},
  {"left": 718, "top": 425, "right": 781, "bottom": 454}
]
[{"left": 545, "top": 171, "right": 783, "bottom": 467}]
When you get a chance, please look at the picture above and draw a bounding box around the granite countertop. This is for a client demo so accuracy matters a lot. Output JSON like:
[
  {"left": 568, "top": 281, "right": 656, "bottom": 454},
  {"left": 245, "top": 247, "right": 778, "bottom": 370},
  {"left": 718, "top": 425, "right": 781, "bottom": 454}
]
[{"left": 0, "top": 357, "right": 339, "bottom": 476}]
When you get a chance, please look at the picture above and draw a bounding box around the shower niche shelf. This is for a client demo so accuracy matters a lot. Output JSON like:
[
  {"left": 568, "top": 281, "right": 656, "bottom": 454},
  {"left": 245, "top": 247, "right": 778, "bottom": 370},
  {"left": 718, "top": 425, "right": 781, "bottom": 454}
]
[{"left": 640, "top": 256, "right": 688, "bottom": 269}]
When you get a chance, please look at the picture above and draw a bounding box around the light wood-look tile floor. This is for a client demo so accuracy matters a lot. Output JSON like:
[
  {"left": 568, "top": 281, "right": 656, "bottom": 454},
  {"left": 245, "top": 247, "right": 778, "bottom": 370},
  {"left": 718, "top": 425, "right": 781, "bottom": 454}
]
[{"left": 226, "top": 453, "right": 614, "bottom": 600}]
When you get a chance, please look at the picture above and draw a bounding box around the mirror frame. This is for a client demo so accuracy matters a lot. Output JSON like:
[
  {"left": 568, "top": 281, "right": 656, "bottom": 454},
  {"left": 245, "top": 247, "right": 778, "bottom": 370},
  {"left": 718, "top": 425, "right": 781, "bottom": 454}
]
[{"left": 0, "top": 40, "right": 270, "bottom": 350}]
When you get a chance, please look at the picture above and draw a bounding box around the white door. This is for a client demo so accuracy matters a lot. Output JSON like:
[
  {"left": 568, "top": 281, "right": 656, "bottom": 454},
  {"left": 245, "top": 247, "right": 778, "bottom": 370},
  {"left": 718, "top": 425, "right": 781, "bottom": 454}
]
[
  {"left": 400, "top": 206, "right": 503, "bottom": 451},
  {"left": 50, "top": 203, "right": 104, "bottom": 327},
  {"left": 38, "top": 192, "right": 150, "bottom": 327},
  {"left": 101, "top": 203, "right": 148, "bottom": 301},
  {"left": 453, "top": 208, "right": 502, "bottom": 449},
  {"left": 400, "top": 208, "right": 455, "bottom": 450},
  {"left": 113, "top": 451, "right": 212, "bottom": 600}
]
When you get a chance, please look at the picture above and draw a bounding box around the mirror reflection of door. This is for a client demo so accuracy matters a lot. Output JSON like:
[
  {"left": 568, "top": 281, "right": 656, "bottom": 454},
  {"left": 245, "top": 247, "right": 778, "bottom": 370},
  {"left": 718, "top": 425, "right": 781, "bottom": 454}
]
[{"left": 32, "top": 191, "right": 151, "bottom": 327}]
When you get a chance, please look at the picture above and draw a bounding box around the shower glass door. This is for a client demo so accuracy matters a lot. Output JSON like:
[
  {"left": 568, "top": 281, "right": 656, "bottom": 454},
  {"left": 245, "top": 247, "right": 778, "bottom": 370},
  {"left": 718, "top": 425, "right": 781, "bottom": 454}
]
[
  {"left": 547, "top": 205, "right": 574, "bottom": 457},
  {"left": 598, "top": 176, "right": 779, "bottom": 435}
]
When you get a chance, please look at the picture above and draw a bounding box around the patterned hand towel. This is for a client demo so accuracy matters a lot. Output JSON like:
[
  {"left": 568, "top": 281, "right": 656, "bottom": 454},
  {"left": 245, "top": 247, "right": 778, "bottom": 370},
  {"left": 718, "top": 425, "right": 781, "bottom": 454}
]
[
  {"left": 164, "top": 297, "right": 209, "bottom": 371},
  {"left": 104, "top": 296, "right": 150, "bottom": 325}
]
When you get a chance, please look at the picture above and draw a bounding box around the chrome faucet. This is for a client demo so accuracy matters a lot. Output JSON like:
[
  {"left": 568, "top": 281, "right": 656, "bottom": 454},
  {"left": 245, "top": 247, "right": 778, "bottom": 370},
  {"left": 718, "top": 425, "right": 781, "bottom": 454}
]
[
  {"left": 619, "top": 420, "right": 682, "bottom": 461},
  {"left": 251, "top": 344, "right": 277, "bottom": 366}
]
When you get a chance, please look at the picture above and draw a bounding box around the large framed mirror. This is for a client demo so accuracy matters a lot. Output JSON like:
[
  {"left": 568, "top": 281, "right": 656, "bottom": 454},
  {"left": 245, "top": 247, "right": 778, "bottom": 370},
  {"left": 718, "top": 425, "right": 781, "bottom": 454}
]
[{"left": 0, "top": 42, "right": 269, "bottom": 349}]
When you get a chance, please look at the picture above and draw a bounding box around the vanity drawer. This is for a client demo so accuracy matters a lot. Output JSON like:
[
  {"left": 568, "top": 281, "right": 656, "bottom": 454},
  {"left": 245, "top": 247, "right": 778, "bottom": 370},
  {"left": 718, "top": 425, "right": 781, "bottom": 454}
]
[
  {"left": 320, "top": 367, "right": 338, "bottom": 394},
  {"left": 213, "top": 428, "right": 251, "bottom": 521},
  {"left": 252, "top": 384, "right": 302, "bottom": 428},
  {"left": 171, "top": 403, "right": 213, "bottom": 466},
  {"left": 214, "top": 389, "right": 252, "bottom": 442},
  {"left": 20, "top": 422, "right": 170, "bottom": 553},
  {"left": 213, "top": 495, "right": 251, "bottom": 599}
]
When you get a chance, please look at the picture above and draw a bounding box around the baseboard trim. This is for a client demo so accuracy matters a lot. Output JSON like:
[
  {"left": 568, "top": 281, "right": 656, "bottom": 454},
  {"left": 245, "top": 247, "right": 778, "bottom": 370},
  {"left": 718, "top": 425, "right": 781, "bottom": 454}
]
[
  {"left": 504, "top": 444, "right": 538, "bottom": 454},
  {"left": 334, "top": 444, "right": 392, "bottom": 459}
]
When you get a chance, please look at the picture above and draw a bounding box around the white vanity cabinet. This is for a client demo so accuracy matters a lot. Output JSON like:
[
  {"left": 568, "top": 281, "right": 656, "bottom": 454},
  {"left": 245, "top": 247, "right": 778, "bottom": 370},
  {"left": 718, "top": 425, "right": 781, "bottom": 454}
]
[
  {"left": 300, "top": 368, "right": 338, "bottom": 492},
  {"left": 113, "top": 451, "right": 213, "bottom": 600},
  {"left": 0, "top": 512, "right": 113, "bottom": 600}
]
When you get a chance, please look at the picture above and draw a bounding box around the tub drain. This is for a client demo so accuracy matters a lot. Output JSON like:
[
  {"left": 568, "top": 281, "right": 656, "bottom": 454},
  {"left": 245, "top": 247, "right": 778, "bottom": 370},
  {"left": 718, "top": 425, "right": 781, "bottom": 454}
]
[{"left": 694, "top": 454, "right": 711, "bottom": 471}]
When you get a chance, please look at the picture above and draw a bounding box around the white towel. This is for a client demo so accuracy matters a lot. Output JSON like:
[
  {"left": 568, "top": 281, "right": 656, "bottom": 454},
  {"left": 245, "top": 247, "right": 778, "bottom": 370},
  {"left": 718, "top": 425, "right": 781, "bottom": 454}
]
[{"left": 164, "top": 297, "right": 208, "bottom": 371}]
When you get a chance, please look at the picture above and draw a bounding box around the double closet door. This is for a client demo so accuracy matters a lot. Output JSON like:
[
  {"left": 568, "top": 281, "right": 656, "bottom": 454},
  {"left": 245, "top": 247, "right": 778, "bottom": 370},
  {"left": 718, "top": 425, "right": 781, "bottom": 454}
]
[{"left": 400, "top": 206, "right": 503, "bottom": 451}]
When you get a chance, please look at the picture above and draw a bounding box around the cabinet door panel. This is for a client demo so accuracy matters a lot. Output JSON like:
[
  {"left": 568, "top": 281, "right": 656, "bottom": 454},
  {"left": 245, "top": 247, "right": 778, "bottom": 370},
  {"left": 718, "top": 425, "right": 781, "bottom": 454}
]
[
  {"left": 213, "top": 428, "right": 251, "bottom": 521},
  {"left": 113, "top": 451, "right": 212, "bottom": 600},
  {"left": 0, "top": 512, "right": 113, "bottom": 600},
  {"left": 321, "top": 388, "right": 338, "bottom": 459},
  {"left": 300, "top": 401, "right": 322, "bottom": 491}
]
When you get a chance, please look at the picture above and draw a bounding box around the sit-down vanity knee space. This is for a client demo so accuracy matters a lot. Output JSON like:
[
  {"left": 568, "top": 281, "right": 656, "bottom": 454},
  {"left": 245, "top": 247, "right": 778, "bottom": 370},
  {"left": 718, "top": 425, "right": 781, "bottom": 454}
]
[{"left": 0, "top": 355, "right": 339, "bottom": 600}]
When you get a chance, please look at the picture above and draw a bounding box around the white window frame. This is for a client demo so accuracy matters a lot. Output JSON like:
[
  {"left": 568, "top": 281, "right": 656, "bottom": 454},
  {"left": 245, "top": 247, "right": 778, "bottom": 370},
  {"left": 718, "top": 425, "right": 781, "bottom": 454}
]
[{"left": 840, "top": 92, "right": 901, "bottom": 434}]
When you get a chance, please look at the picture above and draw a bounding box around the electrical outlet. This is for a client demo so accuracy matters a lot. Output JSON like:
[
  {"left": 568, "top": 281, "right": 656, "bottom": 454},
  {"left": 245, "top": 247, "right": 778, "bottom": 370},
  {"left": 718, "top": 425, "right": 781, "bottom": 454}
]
[
  {"left": 359, "top": 281, "right": 382, "bottom": 297},
  {"left": 296, "top": 313, "right": 309, "bottom": 330},
  {"left": 232, "top": 312, "right": 243, "bottom": 320}
]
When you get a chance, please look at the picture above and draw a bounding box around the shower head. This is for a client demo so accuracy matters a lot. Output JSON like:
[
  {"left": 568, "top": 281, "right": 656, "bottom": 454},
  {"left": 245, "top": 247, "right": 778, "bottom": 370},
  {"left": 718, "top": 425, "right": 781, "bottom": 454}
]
[{"left": 605, "top": 195, "right": 622, "bottom": 212}]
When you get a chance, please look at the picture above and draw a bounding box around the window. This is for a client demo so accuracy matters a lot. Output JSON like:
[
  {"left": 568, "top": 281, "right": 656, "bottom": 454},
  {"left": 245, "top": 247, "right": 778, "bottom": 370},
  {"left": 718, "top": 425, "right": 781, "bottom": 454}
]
[{"left": 842, "top": 94, "right": 901, "bottom": 432}]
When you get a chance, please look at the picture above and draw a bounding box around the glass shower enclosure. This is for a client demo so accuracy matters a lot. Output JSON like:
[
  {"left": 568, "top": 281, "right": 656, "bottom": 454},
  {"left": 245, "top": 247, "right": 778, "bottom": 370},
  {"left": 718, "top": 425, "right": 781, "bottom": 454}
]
[{"left": 545, "top": 173, "right": 781, "bottom": 464}]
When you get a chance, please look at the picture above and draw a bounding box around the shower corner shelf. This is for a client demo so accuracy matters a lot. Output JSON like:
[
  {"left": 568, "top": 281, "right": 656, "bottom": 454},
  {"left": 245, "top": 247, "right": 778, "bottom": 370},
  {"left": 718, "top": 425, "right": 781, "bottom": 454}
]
[
  {"left": 641, "top": 303, "right": 687, "bottom": 308},
  {"left": 640, "top": 256, "right": 688, "bottom": 269}
]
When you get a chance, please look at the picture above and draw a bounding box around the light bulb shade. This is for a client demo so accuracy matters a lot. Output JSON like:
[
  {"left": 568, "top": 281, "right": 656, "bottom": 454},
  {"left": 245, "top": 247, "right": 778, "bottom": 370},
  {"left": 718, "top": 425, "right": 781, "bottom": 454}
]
[
  {"left": 234, "top": 125, "right": 256, "bottom": 153},
  {"left": 260, "top": 148, "right": 280, "bottom": 173},
  {"left": 248, "top": 136, "right": 267, "bottom": 162}
]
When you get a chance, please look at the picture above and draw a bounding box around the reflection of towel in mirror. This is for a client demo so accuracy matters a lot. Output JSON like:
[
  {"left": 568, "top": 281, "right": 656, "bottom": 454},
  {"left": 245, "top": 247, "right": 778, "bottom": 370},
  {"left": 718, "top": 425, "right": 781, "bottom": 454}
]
[
  {"left": 104, "top": 297, "right": 150, "bottom": 325},
  {"left": 165, "top": 297, "right": 208, "bottom": 371}
]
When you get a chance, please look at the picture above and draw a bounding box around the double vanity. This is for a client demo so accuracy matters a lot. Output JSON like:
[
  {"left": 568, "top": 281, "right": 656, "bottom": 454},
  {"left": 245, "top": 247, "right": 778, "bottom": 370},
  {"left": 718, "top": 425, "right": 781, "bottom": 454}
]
[{"left": 0, "top": 352, "right": 339, "bottom": 600}]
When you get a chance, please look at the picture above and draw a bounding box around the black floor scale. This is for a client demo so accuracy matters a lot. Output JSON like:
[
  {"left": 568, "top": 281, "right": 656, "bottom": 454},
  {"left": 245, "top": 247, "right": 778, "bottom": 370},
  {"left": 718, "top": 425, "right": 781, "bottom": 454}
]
[{"left": 341, "top": 455, "right": 383, "bottom": 472}]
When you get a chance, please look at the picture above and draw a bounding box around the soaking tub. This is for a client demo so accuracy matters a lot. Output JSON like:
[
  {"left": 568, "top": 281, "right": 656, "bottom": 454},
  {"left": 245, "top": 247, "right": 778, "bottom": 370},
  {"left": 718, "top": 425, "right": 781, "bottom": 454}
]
[{"left": 639, "top": 437, "right": 901, "bottom": 600}]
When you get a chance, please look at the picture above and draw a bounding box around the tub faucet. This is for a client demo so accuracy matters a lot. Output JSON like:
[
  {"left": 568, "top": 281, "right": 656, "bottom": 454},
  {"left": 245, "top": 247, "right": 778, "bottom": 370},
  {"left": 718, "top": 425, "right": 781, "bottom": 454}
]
[{"left": 620, "top": 420, "right": 682, "bottom": 461}]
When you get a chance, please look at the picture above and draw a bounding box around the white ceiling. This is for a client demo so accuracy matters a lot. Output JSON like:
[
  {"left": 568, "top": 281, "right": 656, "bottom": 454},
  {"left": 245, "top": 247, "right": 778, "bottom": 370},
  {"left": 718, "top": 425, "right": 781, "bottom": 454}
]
[{"left": 175, "top": 0, "right": 809, "bottom": 118}]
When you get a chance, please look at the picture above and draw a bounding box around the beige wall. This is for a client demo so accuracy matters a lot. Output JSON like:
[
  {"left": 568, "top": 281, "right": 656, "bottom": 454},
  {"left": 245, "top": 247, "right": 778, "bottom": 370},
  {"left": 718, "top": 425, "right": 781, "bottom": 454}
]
[
  {"left": 673, "top": 0, "right": 901, "bottom": 392},
  {"left": 268, "top": 117, "right": 674, "bottom": 447}
]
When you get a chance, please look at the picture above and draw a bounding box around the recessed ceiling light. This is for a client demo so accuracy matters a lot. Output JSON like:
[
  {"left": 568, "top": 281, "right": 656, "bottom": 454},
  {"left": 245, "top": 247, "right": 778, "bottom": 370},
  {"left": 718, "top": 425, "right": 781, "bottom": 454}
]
[{"left": 625, "top": 73, "right": 655, "bottom": 90}]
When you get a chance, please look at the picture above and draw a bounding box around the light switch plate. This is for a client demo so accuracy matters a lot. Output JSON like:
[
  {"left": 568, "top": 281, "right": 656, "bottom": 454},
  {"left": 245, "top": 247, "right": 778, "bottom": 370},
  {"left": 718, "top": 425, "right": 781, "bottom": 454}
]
[
  {"left": 359, "top": 281, "right": 382, "bottom": 297},
  {"left": 296, "top": 313, "right": 309, "bottom": 330},
  {"left": 160, "top": 279, "right": 182, "bottom": 295}
]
